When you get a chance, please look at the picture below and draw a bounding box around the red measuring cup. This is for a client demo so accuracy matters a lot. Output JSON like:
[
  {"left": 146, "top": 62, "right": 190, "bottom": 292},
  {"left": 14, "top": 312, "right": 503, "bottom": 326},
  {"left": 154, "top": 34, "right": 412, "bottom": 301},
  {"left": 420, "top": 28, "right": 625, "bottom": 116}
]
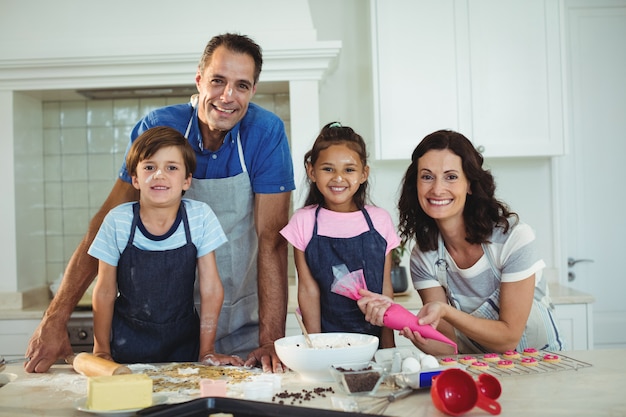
[
  {"left": 477, "top": 373, "right": 501, "bottom": 400},
  {"left": 430, "top": 368, "right": 501, "bottom": 416}
]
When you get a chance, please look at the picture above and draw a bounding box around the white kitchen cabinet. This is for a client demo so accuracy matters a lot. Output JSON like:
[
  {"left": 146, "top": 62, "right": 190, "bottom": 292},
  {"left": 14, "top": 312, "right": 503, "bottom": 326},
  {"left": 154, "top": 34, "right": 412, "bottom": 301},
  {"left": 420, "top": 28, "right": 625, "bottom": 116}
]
[
  {"left": 554, "top": 303, "right": 593, "bottom": 350},
  {"left": 0, "top": 319, "right": 40, "bottom": 358},
  {"left": 371, "top": 0, "right": 565, "bottom": 159}
]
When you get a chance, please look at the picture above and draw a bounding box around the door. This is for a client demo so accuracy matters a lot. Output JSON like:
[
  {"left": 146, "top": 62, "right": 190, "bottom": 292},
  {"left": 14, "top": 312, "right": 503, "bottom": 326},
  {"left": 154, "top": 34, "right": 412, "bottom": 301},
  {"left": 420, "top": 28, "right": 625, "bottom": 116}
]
[{"left": 559, "top": 0, "right": 626, "bottom": 348}]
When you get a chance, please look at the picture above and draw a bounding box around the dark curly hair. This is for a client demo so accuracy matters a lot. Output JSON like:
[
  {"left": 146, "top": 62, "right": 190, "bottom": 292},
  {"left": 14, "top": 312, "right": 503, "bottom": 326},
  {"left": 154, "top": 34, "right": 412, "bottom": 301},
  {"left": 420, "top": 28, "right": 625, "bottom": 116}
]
[
  {"left": 303, "top": 122, "right": 370, "bottom": 209},
  {"left": 398, "top": 130, "right": 518, "bottom": 252}
]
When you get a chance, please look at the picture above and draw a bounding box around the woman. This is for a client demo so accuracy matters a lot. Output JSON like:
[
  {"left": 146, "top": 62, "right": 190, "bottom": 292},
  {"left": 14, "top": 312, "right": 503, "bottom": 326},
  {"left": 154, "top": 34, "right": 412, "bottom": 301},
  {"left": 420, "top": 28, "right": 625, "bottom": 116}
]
[{"left": 358, "top": 130, "right": 564, "bottom": 355}]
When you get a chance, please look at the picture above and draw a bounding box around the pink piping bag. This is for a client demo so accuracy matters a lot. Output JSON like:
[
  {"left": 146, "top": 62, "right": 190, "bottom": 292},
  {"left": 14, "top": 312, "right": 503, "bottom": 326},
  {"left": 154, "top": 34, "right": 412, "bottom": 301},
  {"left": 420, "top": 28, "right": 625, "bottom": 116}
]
[
  {"left": 330, "top": 266, "right": 457, "bottom": 353},
  {"left": 383, "top": 303, "right": 457, "bottom": 353}
]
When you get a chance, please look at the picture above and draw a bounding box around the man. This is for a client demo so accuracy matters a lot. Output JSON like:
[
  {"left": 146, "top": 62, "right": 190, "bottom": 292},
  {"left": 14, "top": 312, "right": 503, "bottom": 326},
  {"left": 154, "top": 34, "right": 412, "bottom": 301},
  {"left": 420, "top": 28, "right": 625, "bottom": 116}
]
[{"left": 25, "top": 33, "right": 294, "bottom": 373}]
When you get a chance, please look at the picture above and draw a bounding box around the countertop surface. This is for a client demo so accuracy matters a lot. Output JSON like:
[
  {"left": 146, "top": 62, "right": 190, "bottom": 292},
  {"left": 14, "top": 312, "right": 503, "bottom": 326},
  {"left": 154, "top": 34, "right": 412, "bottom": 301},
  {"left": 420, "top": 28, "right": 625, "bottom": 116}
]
[
  {"left": 1, "top": 283, "right": 592, "bottom": 320},
  {"left": 0, "top": 349, "right": 624, "bottom": 416}
]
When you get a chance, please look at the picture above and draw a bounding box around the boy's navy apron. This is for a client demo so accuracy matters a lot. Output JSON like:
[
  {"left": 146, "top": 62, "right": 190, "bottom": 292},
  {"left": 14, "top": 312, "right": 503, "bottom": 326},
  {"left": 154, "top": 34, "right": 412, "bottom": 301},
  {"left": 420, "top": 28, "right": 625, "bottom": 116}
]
[
  {"left": 182, "top": 97, "right": 259, "bottom": 359},
  {"left": 111, "top": 202, "right": 199, "bottom": 363},
  {"left": 304, "top": 205, "right": 386, "bottom": 338}
]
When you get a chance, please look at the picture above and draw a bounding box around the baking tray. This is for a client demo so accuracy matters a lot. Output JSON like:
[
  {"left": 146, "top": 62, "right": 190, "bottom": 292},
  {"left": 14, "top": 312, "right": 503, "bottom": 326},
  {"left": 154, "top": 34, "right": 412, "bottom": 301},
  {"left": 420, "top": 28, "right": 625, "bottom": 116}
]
[
  {"left": 459, "top": 351, "right": 592, "bottom": 377},
  {"left": 135, "top": 396, "right": 391, "bottom": 417}
]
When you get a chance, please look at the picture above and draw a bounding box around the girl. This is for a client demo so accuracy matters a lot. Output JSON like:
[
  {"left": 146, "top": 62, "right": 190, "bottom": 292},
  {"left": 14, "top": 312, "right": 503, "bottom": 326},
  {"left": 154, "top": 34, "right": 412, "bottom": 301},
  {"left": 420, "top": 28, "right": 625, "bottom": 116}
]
[
  {"left": 358, "top": 129, "right": 564, "bottom": 355},
  {"left": 280, "top": 122, "right": 399, "bottom": 348}
]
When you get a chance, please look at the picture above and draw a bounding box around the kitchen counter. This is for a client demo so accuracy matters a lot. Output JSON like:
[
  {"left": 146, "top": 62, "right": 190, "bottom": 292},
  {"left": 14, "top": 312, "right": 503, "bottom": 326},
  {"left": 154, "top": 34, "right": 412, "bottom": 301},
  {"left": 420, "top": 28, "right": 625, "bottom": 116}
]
[
  {"left": 0, "top": 349, "right": 624, "bottom": 416},
  {"left": 1, "top": 283, "right": 594, "bottom": 320}
]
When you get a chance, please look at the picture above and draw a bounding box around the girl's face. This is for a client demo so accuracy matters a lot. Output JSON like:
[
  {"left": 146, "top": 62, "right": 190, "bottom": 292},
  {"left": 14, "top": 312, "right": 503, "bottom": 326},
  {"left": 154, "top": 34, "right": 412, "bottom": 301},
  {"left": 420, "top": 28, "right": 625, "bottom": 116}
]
[
  {"left": 307, "top": 144, "right": 369, "bottom": 212},
  {"left": 131, "top": 146, "right": 192, "bottom": 207},
  {"left": 416, "top": 149, "right": 471, "bottom": 225}
]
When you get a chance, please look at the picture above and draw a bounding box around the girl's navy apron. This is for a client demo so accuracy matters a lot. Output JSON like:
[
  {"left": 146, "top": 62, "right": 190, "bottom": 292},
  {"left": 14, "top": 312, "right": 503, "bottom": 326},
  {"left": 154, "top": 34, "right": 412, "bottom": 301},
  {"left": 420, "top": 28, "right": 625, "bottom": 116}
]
[
  {"left": 111, "top": 202, "right": 199, "bottom": 363},
  {"left": 304, "top": 206, "right": 386, "bottom": 338},
  {"left": 182, "top": 97, "right": 259, "bottom": 358}
]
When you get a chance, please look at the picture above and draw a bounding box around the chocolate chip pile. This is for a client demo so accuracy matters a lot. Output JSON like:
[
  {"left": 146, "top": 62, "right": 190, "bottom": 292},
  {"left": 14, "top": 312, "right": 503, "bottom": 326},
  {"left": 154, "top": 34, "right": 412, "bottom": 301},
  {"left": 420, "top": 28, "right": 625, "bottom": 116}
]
[{"left": 272, "top": 387, "right": 335, "bottom": 405}]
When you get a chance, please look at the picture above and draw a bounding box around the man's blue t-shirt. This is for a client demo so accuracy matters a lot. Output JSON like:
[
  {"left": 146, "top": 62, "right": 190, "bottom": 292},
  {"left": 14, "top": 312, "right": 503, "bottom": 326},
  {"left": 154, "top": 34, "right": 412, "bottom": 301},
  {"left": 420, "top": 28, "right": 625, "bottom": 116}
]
[{"left": 118, "top": 101, "right": 295, "bottom": 195}]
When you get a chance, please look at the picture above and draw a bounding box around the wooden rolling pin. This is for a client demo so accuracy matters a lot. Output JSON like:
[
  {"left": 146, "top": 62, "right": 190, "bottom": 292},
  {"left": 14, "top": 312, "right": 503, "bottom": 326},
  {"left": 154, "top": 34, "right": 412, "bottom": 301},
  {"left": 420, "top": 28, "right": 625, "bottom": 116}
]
[{"left": 66, "top": 352, "right": 131, "bottom": 376}]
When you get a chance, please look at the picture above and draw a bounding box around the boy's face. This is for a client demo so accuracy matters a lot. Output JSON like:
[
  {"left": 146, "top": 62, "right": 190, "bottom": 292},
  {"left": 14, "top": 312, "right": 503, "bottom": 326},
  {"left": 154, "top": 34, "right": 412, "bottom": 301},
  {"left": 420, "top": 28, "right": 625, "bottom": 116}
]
[{"left": 131, "top": 146, "right": 192, "bottom": 206}]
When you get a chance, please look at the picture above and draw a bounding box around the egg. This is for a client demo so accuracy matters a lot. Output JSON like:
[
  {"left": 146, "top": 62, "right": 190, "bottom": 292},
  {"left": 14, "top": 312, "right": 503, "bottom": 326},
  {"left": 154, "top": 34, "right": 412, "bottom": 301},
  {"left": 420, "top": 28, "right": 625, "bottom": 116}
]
[
  {"left": 401, "top": 356, "right": 421, "bottom": 373},
  {"left": 420, "top": 354, "right": 439, "bottom": 370}
]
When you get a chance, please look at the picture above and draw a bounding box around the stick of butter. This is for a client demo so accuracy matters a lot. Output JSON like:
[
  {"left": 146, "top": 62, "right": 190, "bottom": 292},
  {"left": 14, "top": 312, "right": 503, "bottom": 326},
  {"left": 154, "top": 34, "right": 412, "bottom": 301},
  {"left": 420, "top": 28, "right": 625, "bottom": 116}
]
[{"left": 87, "top": 374, "right": 152, "bottom": 411}]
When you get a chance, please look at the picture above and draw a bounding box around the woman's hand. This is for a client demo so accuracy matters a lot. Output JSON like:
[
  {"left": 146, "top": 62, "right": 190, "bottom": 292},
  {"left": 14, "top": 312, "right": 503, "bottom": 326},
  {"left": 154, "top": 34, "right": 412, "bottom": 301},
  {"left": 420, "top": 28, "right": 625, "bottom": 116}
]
[
  {"left": 357, "top": 289, "right": 393, "bottom": 326},
  {"left": 401, "top": 301, "right": 456, "bottom": 355},
  {"left": 416, "top": 301, "right": 447, "bottom": 329},
  {"left": 400, "top": 326, "right": 457, "bottom": 356},
  {"left": 200, "top": 352, "right": 245, "bottom": 367}
]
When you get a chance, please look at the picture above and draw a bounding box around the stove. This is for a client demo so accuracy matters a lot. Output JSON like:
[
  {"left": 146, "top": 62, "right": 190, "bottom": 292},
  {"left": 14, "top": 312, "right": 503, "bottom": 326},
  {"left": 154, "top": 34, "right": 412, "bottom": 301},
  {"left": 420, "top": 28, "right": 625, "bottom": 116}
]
[{"left": 67, "top": 309, "right": 94, "bottom": 353}]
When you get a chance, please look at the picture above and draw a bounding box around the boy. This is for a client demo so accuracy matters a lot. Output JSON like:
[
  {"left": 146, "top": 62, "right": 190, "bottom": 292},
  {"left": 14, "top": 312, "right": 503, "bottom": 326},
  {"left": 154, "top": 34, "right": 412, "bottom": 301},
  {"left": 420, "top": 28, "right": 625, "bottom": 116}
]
[{"left": 88, "top": 126, "right": 242, "bottom": 365}]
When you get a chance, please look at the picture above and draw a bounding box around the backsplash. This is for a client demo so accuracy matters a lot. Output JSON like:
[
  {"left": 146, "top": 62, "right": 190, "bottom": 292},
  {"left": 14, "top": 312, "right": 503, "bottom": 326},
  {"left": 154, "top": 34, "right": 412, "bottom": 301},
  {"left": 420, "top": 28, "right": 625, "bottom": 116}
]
[{"left": 41, "top": 93, "right": 291, "bottom": 286}]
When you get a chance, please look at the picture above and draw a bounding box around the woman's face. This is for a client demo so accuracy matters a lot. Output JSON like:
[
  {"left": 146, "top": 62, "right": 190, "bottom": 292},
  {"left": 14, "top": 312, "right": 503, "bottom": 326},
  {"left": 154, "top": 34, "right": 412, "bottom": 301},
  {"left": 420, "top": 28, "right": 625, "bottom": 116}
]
[{"left": 416, "top": 149, "right": 471, "bottom": 225}]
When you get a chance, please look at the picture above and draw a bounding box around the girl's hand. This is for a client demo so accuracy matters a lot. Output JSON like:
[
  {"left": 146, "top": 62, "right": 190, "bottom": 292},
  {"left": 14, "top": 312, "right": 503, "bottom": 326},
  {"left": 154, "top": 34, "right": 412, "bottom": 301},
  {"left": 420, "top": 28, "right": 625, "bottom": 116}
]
[
  {"left": 357, "top": 289, "right": 393, "bottom": 326},
  {"left": 200, "top": 353, "right": 245, "bottom": 367}
]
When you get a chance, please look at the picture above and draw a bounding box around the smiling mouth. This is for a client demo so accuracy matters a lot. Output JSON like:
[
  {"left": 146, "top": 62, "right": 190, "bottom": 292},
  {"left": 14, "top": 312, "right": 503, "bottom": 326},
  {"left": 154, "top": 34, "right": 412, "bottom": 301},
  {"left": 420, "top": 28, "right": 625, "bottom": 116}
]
[
  {"left": 330, "top": 186, "right": 347, "bottom": 192},
  {"left": 428, "top": 199, "right": 452, "bottom": 206},
  {"left": 213, "top": 104, "right": 235, "bottom": 114}
]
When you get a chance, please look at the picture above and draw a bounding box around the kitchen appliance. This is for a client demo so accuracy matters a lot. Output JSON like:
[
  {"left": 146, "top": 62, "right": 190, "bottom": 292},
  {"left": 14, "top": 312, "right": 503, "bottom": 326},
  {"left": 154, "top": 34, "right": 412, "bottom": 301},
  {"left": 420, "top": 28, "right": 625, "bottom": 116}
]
[{"left": 67, "top": 309, "right": 94, "bottom": 354}]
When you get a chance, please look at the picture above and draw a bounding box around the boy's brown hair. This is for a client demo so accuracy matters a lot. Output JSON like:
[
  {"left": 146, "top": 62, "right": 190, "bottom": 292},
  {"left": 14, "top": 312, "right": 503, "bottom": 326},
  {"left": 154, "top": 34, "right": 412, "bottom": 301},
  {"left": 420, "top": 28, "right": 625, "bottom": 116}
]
[{"left": 126, "top": 126, "right": 196, "bottom": 178}]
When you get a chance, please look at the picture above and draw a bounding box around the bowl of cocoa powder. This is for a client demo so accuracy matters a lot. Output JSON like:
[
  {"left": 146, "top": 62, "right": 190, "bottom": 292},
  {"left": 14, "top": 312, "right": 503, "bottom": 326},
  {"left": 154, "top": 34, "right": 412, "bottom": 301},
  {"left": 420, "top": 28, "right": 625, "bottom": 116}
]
[{"left": 329, "top": 362, "right": 385, "bottom": 395}]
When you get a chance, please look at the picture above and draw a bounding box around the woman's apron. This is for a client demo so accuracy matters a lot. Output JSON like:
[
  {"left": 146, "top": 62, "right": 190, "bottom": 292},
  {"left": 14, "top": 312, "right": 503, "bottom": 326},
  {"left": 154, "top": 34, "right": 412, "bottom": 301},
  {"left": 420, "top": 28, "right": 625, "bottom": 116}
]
[
  {"left": 304, "top": 206, "right": 386, "bottom": 338},
  {"left": 435, "top": 235, "right": 564, "bottom": 353},
  {"left": 111, "top": 202, "right": 199, "bottom": 363},
  {"left": 182, "top": 101, "right": 259, "bottom": 358}
]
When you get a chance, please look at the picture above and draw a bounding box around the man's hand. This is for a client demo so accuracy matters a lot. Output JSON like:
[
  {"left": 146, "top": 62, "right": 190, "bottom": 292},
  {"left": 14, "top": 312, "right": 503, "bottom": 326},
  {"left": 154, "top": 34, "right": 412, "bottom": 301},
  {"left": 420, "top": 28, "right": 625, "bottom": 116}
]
[
  {"left": 244, "top": 343, "right": 285, "bottom": 373},
  {"left": 24, "top": 317, "right": 73, "bottom": 373},
  {"left": 201, "top": 353, "right": 245, "bottom": 367}
]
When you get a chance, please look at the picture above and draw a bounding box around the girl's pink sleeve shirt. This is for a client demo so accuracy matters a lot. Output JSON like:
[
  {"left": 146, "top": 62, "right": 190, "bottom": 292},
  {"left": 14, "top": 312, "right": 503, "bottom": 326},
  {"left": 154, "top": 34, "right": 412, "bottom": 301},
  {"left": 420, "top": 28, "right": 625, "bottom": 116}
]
[{"left": 280, "top": 205, "right": 400, "bottom": 254}]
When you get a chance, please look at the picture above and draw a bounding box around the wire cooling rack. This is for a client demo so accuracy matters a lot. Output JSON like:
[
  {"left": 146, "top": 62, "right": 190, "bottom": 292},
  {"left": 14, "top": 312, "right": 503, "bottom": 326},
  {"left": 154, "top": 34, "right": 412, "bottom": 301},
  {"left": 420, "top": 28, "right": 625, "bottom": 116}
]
[{"left": 451, "top": 351, "right": 592, "bottom": 377}]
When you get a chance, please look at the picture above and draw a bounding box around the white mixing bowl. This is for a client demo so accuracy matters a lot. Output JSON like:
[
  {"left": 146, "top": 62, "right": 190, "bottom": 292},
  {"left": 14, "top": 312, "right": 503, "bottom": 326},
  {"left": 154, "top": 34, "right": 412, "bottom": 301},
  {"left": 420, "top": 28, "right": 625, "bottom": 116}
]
[{"left": 274, "top": 333, "right": 379, "bottom": 381}]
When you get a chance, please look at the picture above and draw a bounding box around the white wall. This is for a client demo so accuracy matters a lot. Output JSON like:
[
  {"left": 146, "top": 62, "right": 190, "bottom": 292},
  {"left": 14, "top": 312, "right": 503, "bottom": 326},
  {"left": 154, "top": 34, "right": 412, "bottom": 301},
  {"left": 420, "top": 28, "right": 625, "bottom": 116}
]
[{"left": 0, "top": 0, "right": 317, "bottom": 60}]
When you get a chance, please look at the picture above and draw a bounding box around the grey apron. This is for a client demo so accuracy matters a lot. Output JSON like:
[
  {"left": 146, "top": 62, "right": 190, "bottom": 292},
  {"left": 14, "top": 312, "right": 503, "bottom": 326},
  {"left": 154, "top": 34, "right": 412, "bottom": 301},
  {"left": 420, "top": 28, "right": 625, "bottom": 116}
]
[
  {"left": 435, "top": 234, "right": 564, "bottom": 353},
  {"left": 183, "top": 106, "right": 259, "bottom": 358}
]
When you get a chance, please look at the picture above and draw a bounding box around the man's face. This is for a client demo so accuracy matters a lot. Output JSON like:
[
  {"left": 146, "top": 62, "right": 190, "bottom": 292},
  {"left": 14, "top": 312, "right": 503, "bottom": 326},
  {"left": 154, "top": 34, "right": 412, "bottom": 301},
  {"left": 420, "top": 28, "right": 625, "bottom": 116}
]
[{"left": 195, "top": 45, "right": 257, "bottom": 135}]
